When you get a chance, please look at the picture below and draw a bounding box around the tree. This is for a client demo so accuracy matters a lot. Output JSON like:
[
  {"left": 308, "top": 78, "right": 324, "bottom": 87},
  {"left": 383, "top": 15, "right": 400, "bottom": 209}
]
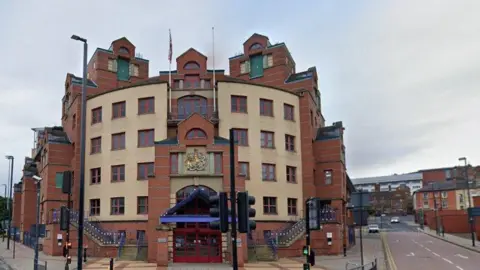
[{"left": 0, "top": 196, "right": 11, "bottom": 223}]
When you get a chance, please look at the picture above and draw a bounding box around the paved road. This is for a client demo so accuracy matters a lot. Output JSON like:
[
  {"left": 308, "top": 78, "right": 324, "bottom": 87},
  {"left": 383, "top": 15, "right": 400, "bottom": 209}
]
[{"left": 385, "top": 216, "right": 480, "bottom": 270}]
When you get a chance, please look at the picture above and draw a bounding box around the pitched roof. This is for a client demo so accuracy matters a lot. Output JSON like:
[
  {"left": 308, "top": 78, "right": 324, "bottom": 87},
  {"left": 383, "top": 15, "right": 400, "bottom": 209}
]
[{"left": 352, "top": 173, "right": 423, "bottom": 185}]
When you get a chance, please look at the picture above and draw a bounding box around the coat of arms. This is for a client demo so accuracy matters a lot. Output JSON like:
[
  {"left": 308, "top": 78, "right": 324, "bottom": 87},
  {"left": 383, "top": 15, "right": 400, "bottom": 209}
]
[{"left": 185, "top": 149, "right": 207, "bottom": 171}]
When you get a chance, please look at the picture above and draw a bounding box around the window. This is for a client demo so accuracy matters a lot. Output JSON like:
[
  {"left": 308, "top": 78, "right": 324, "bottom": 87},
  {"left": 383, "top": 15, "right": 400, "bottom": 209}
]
[
  {"left": 111, "top": 165, "right": 125, "bottom": 182},
  {"left": 263, "top": 197, "right": 277, "bottom": 214},
  {"left": 129, "top": 63, "right": 139, "bottom": 77},
  {"left": 459, "top": 194, "right": 464, "bottom": 203},
  {"left": 186, "top": 129, "right": 207, "bottom": 139},
  {"left": 286, "top": 166, "right": 297, "bottom": 183},
  {"left": 422, "top": 193, "right": 428, "bottom": 199},
  {"left": 170, "top": 153, "right": 178, "bottom": 174},
  {"left": 260, "top": 99, "right": 273, "bottom": 116},
  {"left": 285, "top": 135, "right": 295, "bottom": 151},
  {"left": 284, "top": 104, "right": 294, "bottom": 121},
  {"left": 203, "top": 80, "right": 211, "bottom": 88},
  {"left": 214, "top": 153, "right": 223, "bottom": 174},
  {"left": 441, "top": 199, "right": 448, "bottom": 209},
  {"left": 55, "top": 173, "right": 63, "bottom": 188},
  {"left": 250, "top": 55, "right": 264, "bottom": 78},
  {"left": 441, "top": 191, "right": 448, "bottom": 198},
  {"left": 287, "top": 198, "right": 297, "bottom": 215},
  {"left": 250, "top": 43, "right": 263, "bottom": 50},
  {"left": 108, "top": 59, "right": 117, "bottom": 72},
  {"left": 111, "top": 197, "right": 125, "bottom": 215},
  {"left": 138, "top": 162, "right": 154, "bottom": 180},
  {"left": 112, "top": 133, "right": 126, "bottom": 150},
  {"left": 260, "top": 131, "right": 274, "bottom": 148},
  {"left": 119, "top": 47, "right": 129, "bottom": 54},
  {"left": 90, "top": 199, "right": 100, "bottom": 216},
  {"left": 91, "top": 107, "right": 102, "bottom": 124},
  {"left": 177, "top": 96, "right": 207, "bottom": 119},
  {"left": 137, "top": 196, "right": 148, "bottom": 214},
  {"left": 72, "top": 114, "right": 76, "bottom": 129},
  {"left": 91, "top": 137, "right": 102, "bottom": 154},
  {"left": 325, "top": 170, "right": 333, "bottom": 185},
  {"left": 263, "top": 54, "right": 273, "bottom": 68},
  {"left": 262, "top": 163, "right": 276, "bottom": 181},
  {"left": 138, "top": 129, "right": 154, "bottom": 147},
  {"left": 174, "top": 80, "right": 181, "bottom": 89},
  {"left": 112, "top": 101, "right": 126, "bottom": 119},
  {"left": 184, "top": 61, "right": 200, "bottom": 70},
  {"left": 239, "top": 162, "right": 250, "bottom": 179},
  {"left": 117, "top": 58, "right": 130, "bottom": 81},
  {"left": 138, "top": 97, "right": 155, "bottom": 114},
  {"left": 231, "top": 96, "right": 247, "bottom": 113},
  {"left": 233, "top": 129, "right": 248, "bottom": 146},
  {"left": 240, "top": 61, "right": 250, "bottom": 74},
  {"left": 90, "top": 168, "right": 101, "bottom": 184}
]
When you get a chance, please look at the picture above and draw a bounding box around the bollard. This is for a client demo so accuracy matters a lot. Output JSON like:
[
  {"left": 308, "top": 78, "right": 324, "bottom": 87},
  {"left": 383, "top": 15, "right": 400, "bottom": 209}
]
[
  {"left": 109, "top": 257, "right": 114, "bottom": 270},
  {"left": 343, "top": 244, "right": 347, "bottom": 257},
  {"left": 84, "top": 248, "right": 87, "bottom": 263}
]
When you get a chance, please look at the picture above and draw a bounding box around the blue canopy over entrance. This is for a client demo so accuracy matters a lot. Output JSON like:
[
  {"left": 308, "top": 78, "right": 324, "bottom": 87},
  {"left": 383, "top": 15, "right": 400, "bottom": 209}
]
[{"left": 159, "top": 188, "right": 237, "bottom": 224}]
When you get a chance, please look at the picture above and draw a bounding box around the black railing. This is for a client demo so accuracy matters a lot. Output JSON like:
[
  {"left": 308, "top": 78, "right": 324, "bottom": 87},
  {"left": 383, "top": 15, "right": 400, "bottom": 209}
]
[{"left": 346, "top": 258, "right": 377, "bottom": 270}]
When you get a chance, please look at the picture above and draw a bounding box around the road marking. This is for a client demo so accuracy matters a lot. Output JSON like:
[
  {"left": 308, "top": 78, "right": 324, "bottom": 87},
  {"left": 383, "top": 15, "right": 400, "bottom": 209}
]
[
  {"left": 442, "top": 258, "right": 453, "bottom": 264},
  {"left": 419, "top": 244, "right": 424, "bottom": 248},
  {"left": 455, "top": 254, "right": 468, "bottom": 259},
  {"left": 432, "top": 252, "right": 440, "bottom": 257},
  {"left": 456, "top": 266, "right": 464, "bottom": 270},
  {"left": 406, "top": 252, "right": 415, "bottom": 257},
  {"left": 425, "top": 248, "right": 431, "bottom": 251}
]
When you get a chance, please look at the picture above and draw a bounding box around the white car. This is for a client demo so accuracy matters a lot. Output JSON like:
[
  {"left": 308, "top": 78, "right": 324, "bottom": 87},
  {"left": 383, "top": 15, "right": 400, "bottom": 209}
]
[
  {"left": 390, "top": 217, "right": 400, "bottom": 223},
  {"left": 368, "top": 224, "right": 380, "bottom": 233}
]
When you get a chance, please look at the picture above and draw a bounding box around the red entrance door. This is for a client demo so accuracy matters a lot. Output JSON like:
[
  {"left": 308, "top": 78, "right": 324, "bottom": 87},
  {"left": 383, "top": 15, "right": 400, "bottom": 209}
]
[{"left": 173, "top": 229, "right": 222, "bottom": 263}]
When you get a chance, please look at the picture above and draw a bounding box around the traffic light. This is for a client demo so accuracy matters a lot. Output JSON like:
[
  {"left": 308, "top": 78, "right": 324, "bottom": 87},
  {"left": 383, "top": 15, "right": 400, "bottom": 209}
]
[
  {"left": 302, "top": 245, "right": 315, "bottom": 267},
  {"left": 62, "top": 243, "right": 68, "bottom": 257},
  {"left": 60, "top": 206, "right": 69, "bottom": 231},
  {"left": 62, "top": 171, "right": 72, "bottom": 194},
  {"left": 237, "top": 191, "right": 256, "bottom": 233},
  {"left": 209, "top": 192, "right": 229, "bottom": 233}
]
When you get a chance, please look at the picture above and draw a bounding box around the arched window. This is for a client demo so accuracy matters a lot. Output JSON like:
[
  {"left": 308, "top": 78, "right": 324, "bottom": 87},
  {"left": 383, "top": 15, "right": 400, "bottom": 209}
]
[
  {"left": 184, "top": 61, "right": 200, "bottom": 70},
  {"left": 177, "top": 95, "right": 207, "bottom": 119},
  {"left": 119, "top": 47, "right": 129, "bottom": 54},
  {"left": 250, "top": 43, "right": 263, "bottom": 50},
  {"left": 176, "top": 185, "right": 216, "bottom": 202},
  {"left": 186, "top": 128, "right": 207, "bottom": 139}
]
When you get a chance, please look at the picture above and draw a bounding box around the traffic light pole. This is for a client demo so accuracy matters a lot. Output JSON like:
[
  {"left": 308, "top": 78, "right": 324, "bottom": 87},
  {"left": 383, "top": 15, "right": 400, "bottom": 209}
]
[
  {"left": 33, "top": 180, "right": 41, "bottom": 270},
  {"left": 229, "top": 128, "right": 239, "bottom": 270},
  {"left": 305, "top": 199, "right": 311, "bottom": 249}
]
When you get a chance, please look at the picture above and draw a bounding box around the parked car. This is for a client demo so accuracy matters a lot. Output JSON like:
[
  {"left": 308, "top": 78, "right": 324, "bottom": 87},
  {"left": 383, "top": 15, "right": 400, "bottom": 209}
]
[
  {"left": 368, "top": 224, "right": 380, "bottom": 233},
  {"left": 390, "top": 217, "right": 400, "bottom": 223}
]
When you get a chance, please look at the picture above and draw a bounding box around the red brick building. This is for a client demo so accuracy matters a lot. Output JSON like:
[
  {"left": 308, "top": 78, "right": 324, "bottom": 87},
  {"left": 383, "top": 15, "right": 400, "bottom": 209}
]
[{"left": 12, "top": 33, "right": 353, "bottom": 266}]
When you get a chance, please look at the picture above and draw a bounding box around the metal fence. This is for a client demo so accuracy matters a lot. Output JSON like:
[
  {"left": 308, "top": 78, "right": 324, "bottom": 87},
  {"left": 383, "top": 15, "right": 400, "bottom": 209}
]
[
  {"left": 36, "top": 261, "right": 47, "bottom": 270},
  {"left": 346, "top": 258, "right": 377, "bottom": 270}
]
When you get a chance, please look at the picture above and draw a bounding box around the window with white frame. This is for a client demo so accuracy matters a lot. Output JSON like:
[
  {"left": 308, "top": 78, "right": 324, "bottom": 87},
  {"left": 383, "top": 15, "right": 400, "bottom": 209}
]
[
  {"left": 129, "top": 63, "right": 139, "bottom": 76},
  {"left": 441, "top": 191, "right": 448, "bottom": 198},
  {"left": 108, "top": 59, "right": 117, "bottom": 72},
  {"left": 240, "top": 61, "right": 250, "bottom": 74},
  {"left": 263, "top": 54, "right": 273, "bottom": 68}
]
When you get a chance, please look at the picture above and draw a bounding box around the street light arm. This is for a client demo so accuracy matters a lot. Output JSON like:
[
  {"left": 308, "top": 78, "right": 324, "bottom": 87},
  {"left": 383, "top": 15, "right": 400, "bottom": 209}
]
[{"left": 71, "top": 35, "right": 87, "bottom": 43}]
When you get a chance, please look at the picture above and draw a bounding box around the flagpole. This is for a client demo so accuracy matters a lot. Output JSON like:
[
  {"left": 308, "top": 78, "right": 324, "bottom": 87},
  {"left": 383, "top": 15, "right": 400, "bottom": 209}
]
[
  {"left": 168, "top": 29, "right": 172, "bottom": 113},
  {"left": 212, "top": 27, "right": 216, "bottom": 112}
]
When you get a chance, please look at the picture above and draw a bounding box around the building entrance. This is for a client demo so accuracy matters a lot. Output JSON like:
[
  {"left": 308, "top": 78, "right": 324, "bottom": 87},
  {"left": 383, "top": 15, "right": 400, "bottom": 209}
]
[{"left": 172, "top": 185, "right": 222, "bottom": 263}]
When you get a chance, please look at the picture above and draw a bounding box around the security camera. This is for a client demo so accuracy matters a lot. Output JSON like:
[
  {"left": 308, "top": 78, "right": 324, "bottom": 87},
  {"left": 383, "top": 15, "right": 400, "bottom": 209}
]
[{"left": 33, "top": 175, "right": 42, "bottom": 181}]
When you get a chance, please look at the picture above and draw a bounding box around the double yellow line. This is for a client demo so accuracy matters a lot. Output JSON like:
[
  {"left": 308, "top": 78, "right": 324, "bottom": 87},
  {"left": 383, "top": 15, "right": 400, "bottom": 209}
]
[{"left": 381, "top": 232, "right": 397, "bottom": 270}]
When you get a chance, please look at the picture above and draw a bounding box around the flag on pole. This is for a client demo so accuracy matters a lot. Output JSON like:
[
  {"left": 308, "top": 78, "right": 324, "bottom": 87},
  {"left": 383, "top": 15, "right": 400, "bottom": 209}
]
[{"left": 168, "top": 29, "right": 173, "bottom": 63}]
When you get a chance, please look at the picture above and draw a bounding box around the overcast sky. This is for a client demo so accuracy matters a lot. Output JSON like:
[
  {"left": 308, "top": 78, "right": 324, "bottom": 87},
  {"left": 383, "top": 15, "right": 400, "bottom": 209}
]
[{"left": 0, "top": 0, "right": 479, "bottom": 191}]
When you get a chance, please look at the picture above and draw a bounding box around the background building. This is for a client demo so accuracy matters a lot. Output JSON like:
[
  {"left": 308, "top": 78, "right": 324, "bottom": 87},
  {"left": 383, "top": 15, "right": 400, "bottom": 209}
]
[
  {"left": 12, "top": 33, "right": 353, "bottom": 265},
  {"left": 352, "top": 173, "right": 423, "bottom": 194},
  {"left": 369, "top": 184, "right": 412, "bottom": 215}
]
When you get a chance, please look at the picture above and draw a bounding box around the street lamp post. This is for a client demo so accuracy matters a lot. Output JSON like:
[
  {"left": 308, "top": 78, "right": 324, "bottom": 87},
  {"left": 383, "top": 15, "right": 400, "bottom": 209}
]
[
  {"left": 1, "top": 184, "right": 6, "bottom": 242},
  {"left": 459, "top": 157, "right": 475, "bottom": 247},
  {"left": 71, "top": 34, "right": 88, "bottom": 270},
  {"left": 5, "top": 156, "right": 14, "bottom": 250},
  {"left": 33, "top": 175, "right": 42, "bottom": 270}
]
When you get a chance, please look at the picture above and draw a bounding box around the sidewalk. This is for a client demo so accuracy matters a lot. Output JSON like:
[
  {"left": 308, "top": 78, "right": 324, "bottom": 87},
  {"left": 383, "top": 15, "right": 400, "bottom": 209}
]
[
  {"left": 406, "top": 221, "right": 480, "bottom": 253},
  {"left": 295, "top": 229, "right": 385, "bottom": 270},
  {"left": 0, "top": 239, "right": 82, "bottom": 270}
]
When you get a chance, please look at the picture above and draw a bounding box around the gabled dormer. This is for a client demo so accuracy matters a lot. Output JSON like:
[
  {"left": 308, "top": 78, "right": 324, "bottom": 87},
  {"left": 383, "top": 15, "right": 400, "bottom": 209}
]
[{"left": 86, "top": 37, "right": 149, "bottom": 91}]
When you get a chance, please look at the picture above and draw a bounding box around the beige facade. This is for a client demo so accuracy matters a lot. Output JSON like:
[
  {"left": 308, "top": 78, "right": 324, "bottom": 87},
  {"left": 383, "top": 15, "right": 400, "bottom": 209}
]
[
  {"left": 217, "top": 81, "right": 303, "bottom": 221},
  {"left": 455, "top": 188, "right": 480, "bottom": 209},
  {"left": 85, "top": 83, "right": 168, "bottom": 221}
]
